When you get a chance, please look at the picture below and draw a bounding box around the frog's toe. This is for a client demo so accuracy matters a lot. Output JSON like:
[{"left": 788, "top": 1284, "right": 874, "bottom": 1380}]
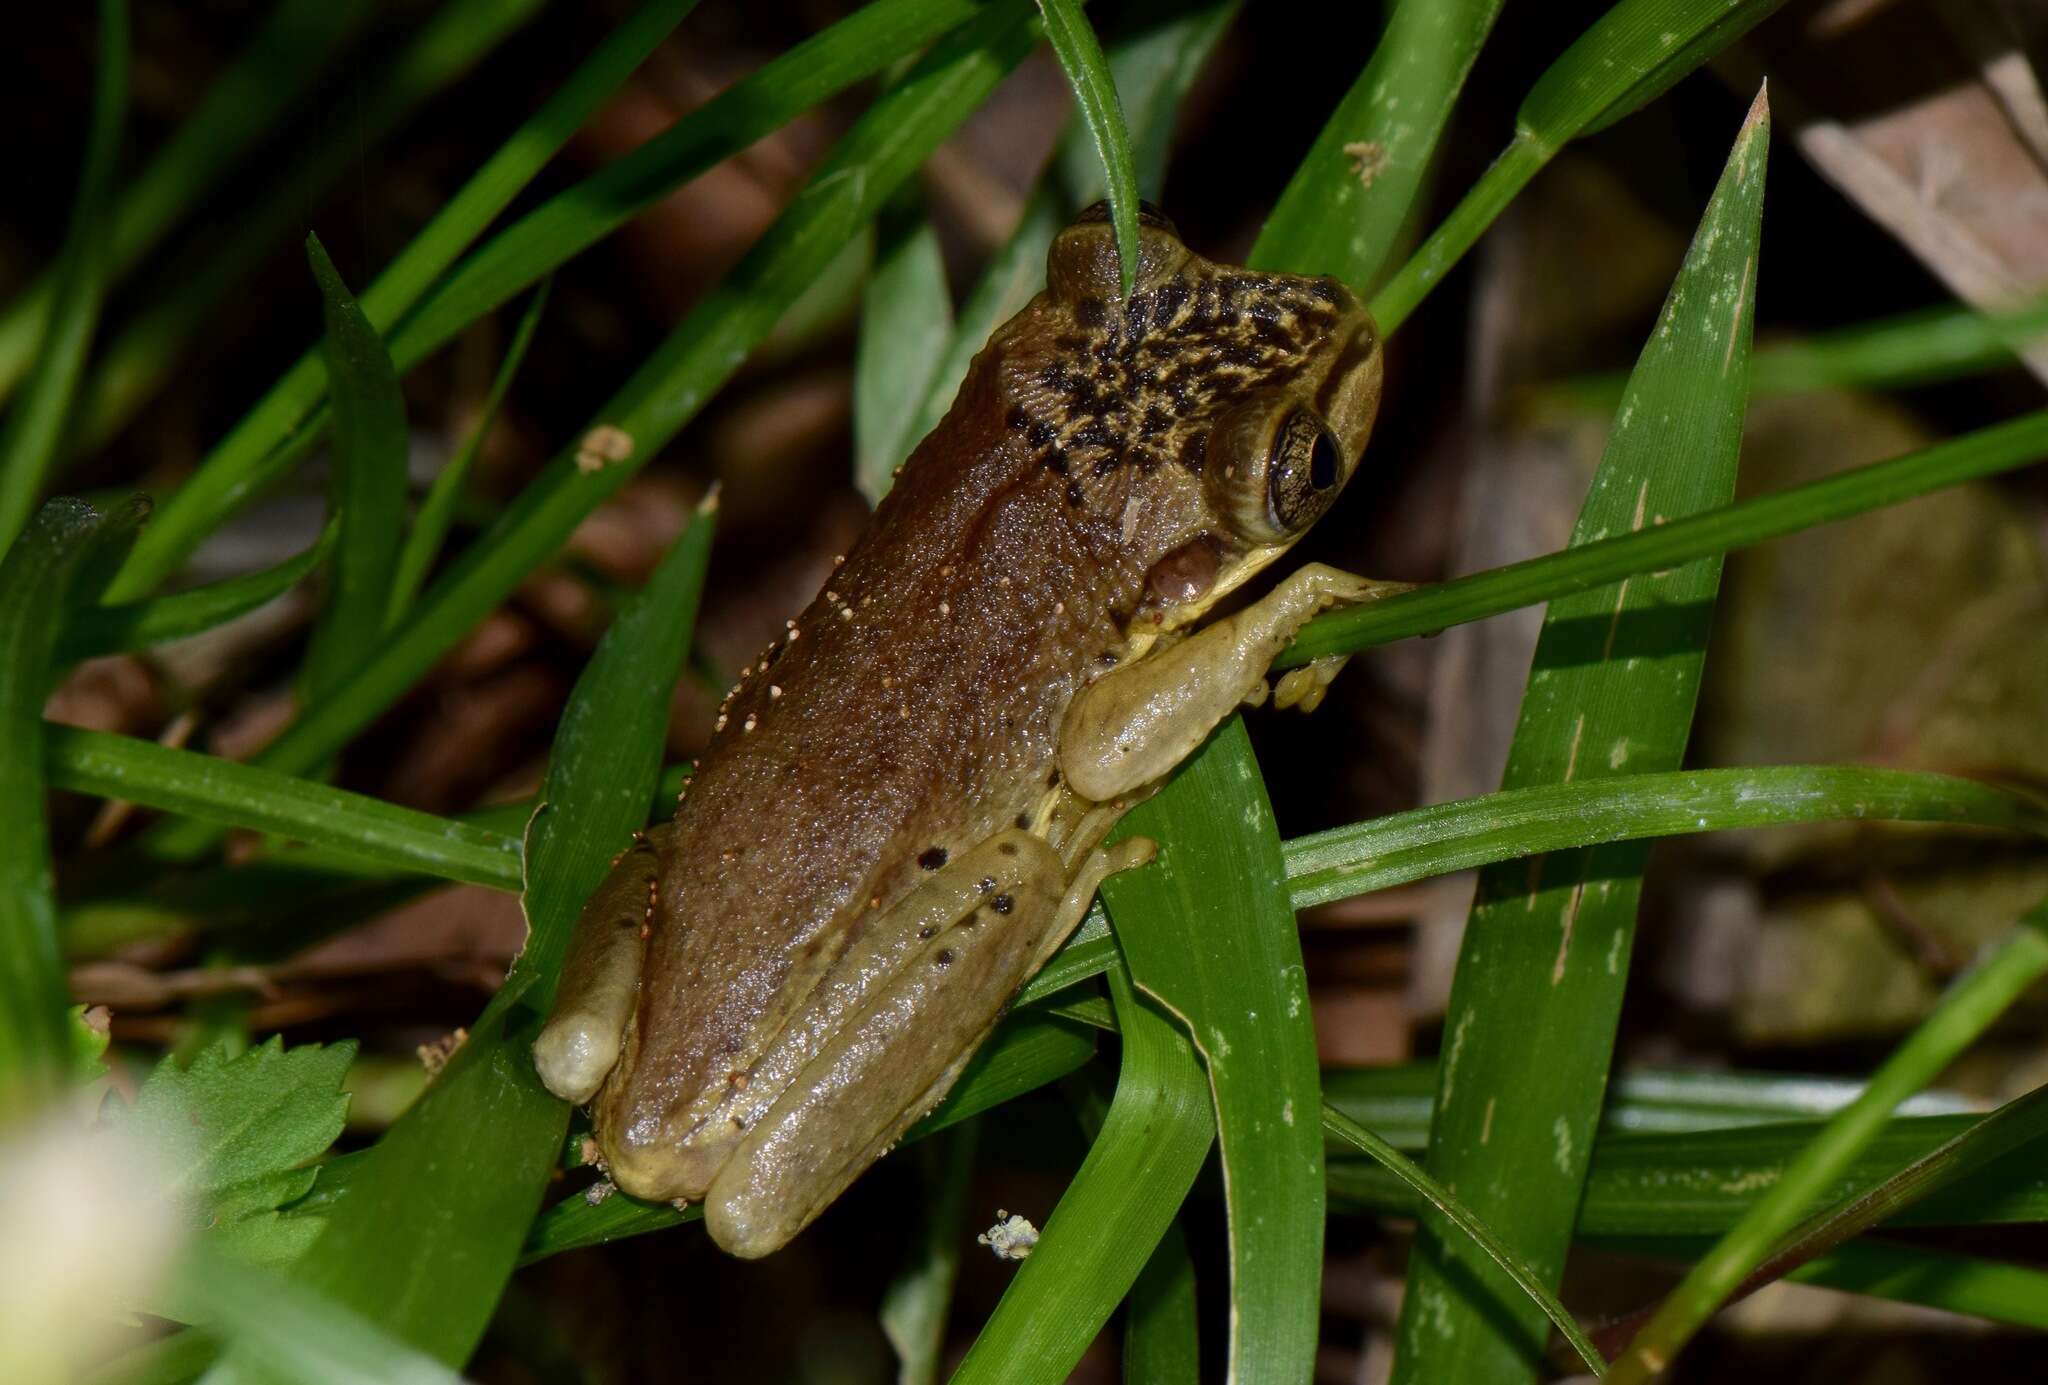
[{"left": 533, "top": 1019, "right": 618, "bottom": 1106}]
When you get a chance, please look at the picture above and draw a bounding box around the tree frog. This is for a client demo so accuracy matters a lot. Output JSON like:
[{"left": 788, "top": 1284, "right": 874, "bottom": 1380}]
[{"left": 534, "top": 203, "right": 1395, "bottom": 1257}]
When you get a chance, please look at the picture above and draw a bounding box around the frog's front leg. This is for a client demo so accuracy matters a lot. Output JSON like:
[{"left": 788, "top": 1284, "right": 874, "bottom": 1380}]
[
  {"left": 533, "top": 825, "right": 675, "bottom": 1104},
  {"left": 1058, "top": 563, "right": 1411, "bottom": 802},
  {"left": 702, "top": 829, "right": 1152, "bottom": 1258}
]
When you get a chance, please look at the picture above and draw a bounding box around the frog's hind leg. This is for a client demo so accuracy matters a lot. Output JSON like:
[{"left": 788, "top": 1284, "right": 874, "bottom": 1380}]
[
  {"left": 703, "top": 831, "right": 1152, "bottom": 1258},
  {"left": 1057, "top": 563, "right": 1411, "bottom": 802},
  {"left": 533, "top": 826, "right": 674, "bottom": 1105}
]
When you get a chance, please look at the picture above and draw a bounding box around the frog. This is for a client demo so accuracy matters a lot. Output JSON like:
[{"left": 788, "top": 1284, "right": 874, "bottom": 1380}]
[{"left": 532, "top": 201, "right": 1399, "bottom": 1258}]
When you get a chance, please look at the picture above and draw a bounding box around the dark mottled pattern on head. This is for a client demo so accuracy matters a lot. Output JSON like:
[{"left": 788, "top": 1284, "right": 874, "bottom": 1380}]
[{"left": 1000, "top": 268, "right": 1347, "bottom": 508}]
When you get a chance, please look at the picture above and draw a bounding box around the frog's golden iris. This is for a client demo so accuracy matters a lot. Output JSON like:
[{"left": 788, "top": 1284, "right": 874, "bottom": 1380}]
[{"left": 533, "top": 203, "right": 1397, "bottom": 1258}]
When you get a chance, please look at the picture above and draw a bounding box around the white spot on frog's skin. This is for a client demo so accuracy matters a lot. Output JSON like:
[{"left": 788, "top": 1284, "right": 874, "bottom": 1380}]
[
  {"left": 1553, "top": 1115, "right": 1575, "bottom": 1174},
  {"left": 574, "top": 424, "right": 634, "bottom": 473},
  {"left": 768, "top": 685, "right": 782, "bottom": 700},
  {"left": 978, "top": 1210, "right": 1038, "bottom": 1261},
  {"left": 1119, "top": 494, "right": 1146, "bottom": 546},
  {"left": 939, "top": 601, "right": 950, "bottom": 617}
]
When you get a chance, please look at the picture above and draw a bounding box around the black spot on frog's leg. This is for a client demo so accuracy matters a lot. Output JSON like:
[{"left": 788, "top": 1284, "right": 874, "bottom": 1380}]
[
  {"left": 979, "top": 876, "right": 997, "bottom": 893},
  {"left": 992, "top": 894, "right": 1015, "bottom": 915},
  {"left": 935, "top": 948, "right": 956, "bottom": 967},
  {"left": 918, "top": 925, "right": 939, "bottom": 939},
  {"left": 998, "top": 842, "right": 1019, "bottom": 858},
  {"left": 918, "top": 846, "right": 948, "bottom": 870}
]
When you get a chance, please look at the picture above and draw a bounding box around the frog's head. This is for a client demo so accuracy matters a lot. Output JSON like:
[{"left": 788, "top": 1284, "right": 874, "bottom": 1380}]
[{"left": 1017, "top": 202, "right": 1383, "bottom": 636}]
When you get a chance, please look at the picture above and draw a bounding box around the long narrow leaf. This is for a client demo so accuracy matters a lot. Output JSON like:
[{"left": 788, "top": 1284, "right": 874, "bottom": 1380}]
[
  {"left": 855, "top": 197, "right": 953, "bottom": 504},
  {"left": 0, "top": 497, "right": 148, "bottom": 1114},
  {"left": 0, "top": 0, "right": 128, "bottom": 552},
  {"left": 60, "top": 521, "right": 334, "bottom": 661},
  {"left": 1036, "top": 0, "right": 1141, "bottom": 294}
]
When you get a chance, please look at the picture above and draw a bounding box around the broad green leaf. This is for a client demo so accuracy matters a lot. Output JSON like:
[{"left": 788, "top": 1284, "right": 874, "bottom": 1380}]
[
  {"left": 0, "top": 496, "right": 146, "bottom": 1115},
  {"left": 516, "top": 1014, "right": 1095, "bottom": 1262},
  {"left": 111, "top": 0, "right": 979, "bottom": 598},
  {"left": 101, "top": 1038, "right": 353, "bottom": 1272},
  {"left": 141, "top": 1, "right": 1043, "bottom": 875},
  {"left": 951, "top": 956, "right": 1214, "bottom": 1384},
  {"left": 43, "top": 726, "right": 522, "bottom": 890},
  {"left": 1252, "top": 0, "right": 1506, "bottom": 291},
  {"left": 1372, "top": 0, "right": 1789, "bottom": 331},
  {"left": 1395, "top": 95, "right": 1767, "bottom": 1383},
  {"left": 210, "top": 501, "right": 714, "bottom": 1375},
  {"left": 0, "top": 0, "right": 127, "bottom": 553},
  {"left": 855, "top": 196, "right": 954, "bottom": 504},
  {"left": 1281, "top": 407, "right": 2048, "bottom": 667},
  {"left": 1608, "top": 905, "right": 2048, "bottom": 1381},
  {"left": 1101, "top": 718, "right": 1325, "bottom": 1382},
  {"left": 60, "top": 522, "right": 335, "bottom": 661},
  {"left": 302, "top": 238, "right": 407, "bottom": 701},
  {"left": 77, "top": 0, "right": 550, "bottom": 460},
  {"left": 388, "top": 279, "right": 551, "bottom": 624},
  {"left": 0, "top": 0, "right": 372, "bottom": 406},
  {"left": 1036, "top": 0, "right": 1141, "bottom": 294}
]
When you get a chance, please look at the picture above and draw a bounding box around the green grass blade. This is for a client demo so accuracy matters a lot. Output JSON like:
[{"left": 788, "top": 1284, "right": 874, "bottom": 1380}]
[
  {"left": 517, "top": 1015, "right": 1095, "bottom": 1262},
  {"left": 141, "top": 2, "right": 1043, "bottom": 866},
  {"left": 0, "top": 0, "right": 372, "bottom": 407},
  {"left": 1323, "top": 1105, "right": 1605, "bottom": 1374},
  {"left": 1284, "top": 765, "right": 2048, "bottom": 908},
  {"left": 1323, "top": 1061, "right": 1981, "bottom": 1152},
  {"left": 1606, "top": 905, "right": 2048, "bottom": 1382},
  {"left": 1787, "top": 1242, "right": 2048, "bottom": 1330},
  {"left": 1371, "top": 0, "right": 1788, "bottom": 332},
  {"left": 60, "top": 521, "right": 334, "bottom": 661},
  {"left": 0, "top": 0, "right": 128, "bottom": 554},
  {"left": 1122, "top": 1217, "right": 1199, "bottom": 1383},
  {"left": 1394, "top": 95, "right": 1766, "bottom": 1383},
  {"left": 855, "top": 196, "right": 954, "bottom": 504},
  {"left": 1251, "top": 0, "right": 1506, "bottom": 290},
  {"left": 1018, "top": 764, "right": 2048, "bottom": 1005},
  {"left": 110, "top": 0, "right": 704, "bottom": 599},
  {"left": 302, "top": 237, "right": 407, "bottom": 700},
  {"left": 208, "top": 499, "right": 714, "bottom": 1376},
  {"left": 951, "top": 958, "right": 1215, "bottom": 1384},
  {"left": 0, "top": 496, "right": 147, "bottom": 1115},
  {"left": 906, "top": 0, "right": 1239, "bottom": 450},
  {"left": 388, "top": 279, "right": 550, "bottom": 624},
  {"left": 1035, "top": 0, "right": 1140, "bottom": 295},
  {"left": 1281, "top": 408, "right": 2048, "bottom": 668},
  {"left": 76, "top": 0, "right": 548, "bottom": 461},
  {"left": 181, "top": 1245, "right": 461, "bottom": 1385},
  {"left": 1100, "top": 718, "right": 1325, "bottom": 1382},
  {"left": 42, "top": 726, "right": 521, "bottom": 890}
]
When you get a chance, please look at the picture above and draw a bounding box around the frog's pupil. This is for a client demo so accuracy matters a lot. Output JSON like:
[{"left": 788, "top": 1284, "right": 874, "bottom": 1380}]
[{"left": 1310, "top": 429, "right": 1339, "bottom": 489}]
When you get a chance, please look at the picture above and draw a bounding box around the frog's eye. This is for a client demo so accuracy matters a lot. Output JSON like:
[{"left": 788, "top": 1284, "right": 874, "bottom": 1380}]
[{"left": 1206, "top": 400, "right": 1347, "bottom": 545}]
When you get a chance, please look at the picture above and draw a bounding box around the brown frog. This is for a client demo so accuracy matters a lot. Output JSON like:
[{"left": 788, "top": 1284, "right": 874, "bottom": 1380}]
[{"left": 533, "top": 203, "right": 1394, "bottom": 1257}]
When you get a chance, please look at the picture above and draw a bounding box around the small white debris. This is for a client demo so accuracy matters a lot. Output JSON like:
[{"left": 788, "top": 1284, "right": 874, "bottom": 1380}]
[
  {"left": 978, "top": 1210, "right": 1039, "bottom": 1261},
  {"left": 574, "top": 423, "right": 635, "bottom": 473},
  {"left": 584, "top": 1180, "right": 616, "bottom": 1206}
]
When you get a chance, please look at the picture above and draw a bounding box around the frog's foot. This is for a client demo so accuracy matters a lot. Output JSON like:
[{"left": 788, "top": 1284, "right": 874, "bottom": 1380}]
[
  {"left": 1057, "top": 564, "right": 1412, "bottom": 802},
  {"left": 702, "top": 830, "right": 1154, "bottom": 1258},
  {"left": 1272, "top": 655, "right": 1346, "bottom": 713},
  {"left": 533, "top": 825, "right": 675, "bottom": 1105}
]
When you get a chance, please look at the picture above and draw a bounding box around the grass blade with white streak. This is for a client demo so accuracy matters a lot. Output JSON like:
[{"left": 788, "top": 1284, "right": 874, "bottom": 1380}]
[
  {"left": 1393, "top": 95, "right": 1766, "bottom": 1382},
  {"left": 1100, "top": 717, "right": 1326, "bottom": 1382},
  {"left": 1036, "top": 0, "right": 1141, "bottom": 294},
  {"left": 0, "top": 0, "right": 127, "bottom": 553}
]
